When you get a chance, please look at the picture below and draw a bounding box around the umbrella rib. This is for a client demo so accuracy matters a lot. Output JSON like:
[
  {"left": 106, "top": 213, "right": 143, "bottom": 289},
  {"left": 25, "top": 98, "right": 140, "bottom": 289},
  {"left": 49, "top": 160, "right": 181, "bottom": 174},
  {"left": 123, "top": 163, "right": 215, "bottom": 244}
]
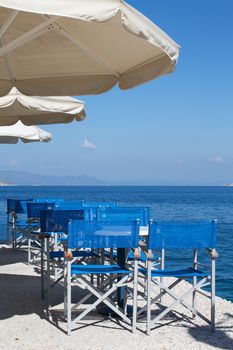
[
  {"left": 48, "top": 18, "right": 120, "bottom": 78},
  {"left": 0, "top": 10, "right": 19, "bottom": 38},
  {"left": 0, "top": 10, "right": 19, "bottom": 84},
  {"left": 0, "top": 12, "right": 119, "bottom": 78},
  {"left": 0, "top": 37, "right": 15, "bottom": 84},
  {"left": 0, "top": 16, "right": 60, "bottom": 56}
]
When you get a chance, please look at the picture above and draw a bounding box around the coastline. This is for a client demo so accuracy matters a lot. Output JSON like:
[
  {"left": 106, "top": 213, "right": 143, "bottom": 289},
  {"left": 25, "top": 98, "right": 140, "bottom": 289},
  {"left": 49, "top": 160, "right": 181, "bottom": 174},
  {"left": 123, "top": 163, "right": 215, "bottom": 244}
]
[{"left": 0, "top": 245, "right": 232, "bottom": 350}]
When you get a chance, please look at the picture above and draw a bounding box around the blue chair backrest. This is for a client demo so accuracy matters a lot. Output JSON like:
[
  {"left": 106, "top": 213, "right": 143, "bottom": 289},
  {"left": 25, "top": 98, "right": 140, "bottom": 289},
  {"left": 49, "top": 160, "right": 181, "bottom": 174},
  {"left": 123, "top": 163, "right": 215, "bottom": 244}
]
[
  {"left": 34, "top": 198, "right": 63, "bottom": 203},
  {"left": 83, "top": 201, "right": 117, "bottom": 208},
  {"left": 148, "top": 220, "right": 217, "bottom": 250},
  {"left": 40, "top": 209, "right": 94, "bottom": 233},
  {"left": 27, "top": 202, "right": 56, "bottom": 219},
  {"left": 56, "top": 201, "right": 85, "bottom": 209},
  {"left": 68, "top": 220, "right": 140, "bottom": 249},
  {"left": 7, "top": 198, "right": 33, "bottom": 214},
  {"left": 97, "top": 206, "right": 150, "bottom": 226}
]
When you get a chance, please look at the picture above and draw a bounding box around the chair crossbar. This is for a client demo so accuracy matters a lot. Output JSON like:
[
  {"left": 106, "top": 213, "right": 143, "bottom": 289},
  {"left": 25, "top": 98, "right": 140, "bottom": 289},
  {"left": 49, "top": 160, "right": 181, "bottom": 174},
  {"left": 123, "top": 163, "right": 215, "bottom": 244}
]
[
  {"left": 70, "top": 273, "right": 119, "bottom": 312},
  {"left": 137, "top": 278, "right": 181, "bottom": 316},
  {"left": 196, "top": 288, "right": 211, "bottom": 299},
  {"left": 150, "top": 277, "right": 210, "bottom": 326},
  {"left": 70, "top": 274, "right": 131, "bottom": 326},
  {"left": 196, "top": 262, "right": 209, "bottom": 269}
]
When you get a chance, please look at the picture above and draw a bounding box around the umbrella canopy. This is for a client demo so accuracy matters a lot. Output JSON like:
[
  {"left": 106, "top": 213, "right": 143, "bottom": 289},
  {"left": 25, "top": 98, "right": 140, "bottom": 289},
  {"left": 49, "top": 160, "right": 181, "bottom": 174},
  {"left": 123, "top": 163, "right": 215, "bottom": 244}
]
[
  {"left": 0, "top": 120, "right": 52, "bottom": 143},
  {"left": 0, "top": 87, "right": 86, "bottom": 126},
  {"left": 0, "top": 0, "right": 180, "bottom": 96}
]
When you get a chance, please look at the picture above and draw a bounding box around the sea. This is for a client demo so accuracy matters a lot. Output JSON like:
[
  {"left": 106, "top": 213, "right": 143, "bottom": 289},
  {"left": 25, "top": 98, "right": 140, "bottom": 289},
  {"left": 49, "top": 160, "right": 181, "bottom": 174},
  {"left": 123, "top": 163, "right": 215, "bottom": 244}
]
[{"left": 0, "top": 186, "right": 232, "bottom": 302}]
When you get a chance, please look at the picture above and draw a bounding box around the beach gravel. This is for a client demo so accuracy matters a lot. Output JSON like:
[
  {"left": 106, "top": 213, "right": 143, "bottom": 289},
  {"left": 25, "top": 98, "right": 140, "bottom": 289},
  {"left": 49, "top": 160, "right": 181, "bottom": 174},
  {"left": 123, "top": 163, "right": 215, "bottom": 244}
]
[{"left": 0, "top": 245, "right": 232, "bottom": 350}]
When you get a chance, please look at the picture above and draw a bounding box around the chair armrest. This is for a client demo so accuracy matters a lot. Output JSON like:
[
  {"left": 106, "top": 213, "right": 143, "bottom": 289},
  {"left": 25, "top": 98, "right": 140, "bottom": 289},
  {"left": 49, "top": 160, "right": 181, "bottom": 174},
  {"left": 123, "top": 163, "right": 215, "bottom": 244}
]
[
  {"left": 39, "top": 233, "right": 50, "bottom": 239},
  {"left": 206, "top": 248, "right": 219, "bottom": 258},
  {"left": 139, "top": 240, "right": 153, "bottom": 259},
  {"left": 64, "top": 249, "right": 73, "bottom": 260},
  {"left": 131, "top": 248, "right": 140, "bottom": 259}
]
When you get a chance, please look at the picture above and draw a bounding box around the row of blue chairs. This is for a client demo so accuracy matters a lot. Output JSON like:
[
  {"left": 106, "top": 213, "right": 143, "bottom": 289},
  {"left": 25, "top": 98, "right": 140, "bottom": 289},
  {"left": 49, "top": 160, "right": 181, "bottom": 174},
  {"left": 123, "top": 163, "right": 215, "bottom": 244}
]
[
  {"left": 7, "top": 198, "right": 120, "bottom": 252},
  {"left": 36, "top": 205, "right": 217, "bottom": 335},
  {"left": 62, "top": 219, "right": 217, "bottom": 335},
  {"left": 6, "top": 198, "right": 218, "bottom": 336}
]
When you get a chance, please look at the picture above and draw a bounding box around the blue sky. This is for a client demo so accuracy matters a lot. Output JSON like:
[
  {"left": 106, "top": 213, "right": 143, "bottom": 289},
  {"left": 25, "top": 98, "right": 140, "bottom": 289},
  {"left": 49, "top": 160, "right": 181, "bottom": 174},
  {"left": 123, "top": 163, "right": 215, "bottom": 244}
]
[{"left": 1, "top": 0, "right": 233, "bottom": 185}]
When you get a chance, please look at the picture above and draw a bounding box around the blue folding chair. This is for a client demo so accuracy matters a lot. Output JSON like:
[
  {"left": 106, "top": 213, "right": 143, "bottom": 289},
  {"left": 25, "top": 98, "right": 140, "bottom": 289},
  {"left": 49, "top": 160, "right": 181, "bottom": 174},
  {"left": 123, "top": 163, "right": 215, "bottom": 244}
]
[
  {"left": 56, "top": 201, "right": 117, "bottom": 219},
  {"left": 95, "top": 206, "right": 162, "bottom": 302},
  {"left": 12, "top": 199, "right": 63, "bottom": 255},
  {"left": 23, "top": 202, "right": 59, "bottom": 264},
  {"left": 6, "top": 198, "right": 33, "bottom": 249},
  {"left": 64, "top": 219, "right": 140, "bottom": 335},
  {"left": 40, "top": 208, "right": 98, "bottom": 299},
  {"left": 96, "top": 206, "right": 158, "bottom": 264},
  {"left": 138, "top": 220, "right": 218, "bottom": 335},
  {"left": 97, "top": 206, "right": 150, "bottom": 225}
]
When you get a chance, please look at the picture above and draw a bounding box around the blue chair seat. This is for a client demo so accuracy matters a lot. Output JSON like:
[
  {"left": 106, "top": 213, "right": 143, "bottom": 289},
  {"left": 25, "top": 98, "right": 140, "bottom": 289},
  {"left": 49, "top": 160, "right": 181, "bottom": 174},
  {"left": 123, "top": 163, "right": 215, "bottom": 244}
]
[
  {"left": 58, "top": 236, "right": 68, "bottom": 242},
  {"left": 16, "top": 221, "right": 39, "bottom": 228},
  {"left": 49, "top": 250, "right": 97, "bottom": 259},
  {"left": 71, "top": 264, "right": 130, "bottom": 275},
  {"left": 15, "top": 220, "right": 30, "bottom": 227},
  {"left": 139, "top": 267, "right": 207, "bottom": 278}
]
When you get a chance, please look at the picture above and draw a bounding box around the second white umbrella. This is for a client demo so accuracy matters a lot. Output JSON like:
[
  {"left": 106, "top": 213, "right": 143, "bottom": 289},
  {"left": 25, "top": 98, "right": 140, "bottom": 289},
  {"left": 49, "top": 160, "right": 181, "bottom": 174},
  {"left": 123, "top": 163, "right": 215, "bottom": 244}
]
[
  {"left": 0, "top": 87, "right": 86, "bottom": 126},
  {"left": 0, "top": 120, "right": 52, "bottom": 143}
]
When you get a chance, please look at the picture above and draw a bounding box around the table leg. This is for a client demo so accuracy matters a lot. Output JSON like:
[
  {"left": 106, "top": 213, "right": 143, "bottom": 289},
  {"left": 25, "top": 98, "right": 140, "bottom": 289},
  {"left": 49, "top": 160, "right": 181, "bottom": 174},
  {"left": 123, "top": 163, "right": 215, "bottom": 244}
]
[{"left": 117, "top": 248, "right": 127, "bottom": 309}]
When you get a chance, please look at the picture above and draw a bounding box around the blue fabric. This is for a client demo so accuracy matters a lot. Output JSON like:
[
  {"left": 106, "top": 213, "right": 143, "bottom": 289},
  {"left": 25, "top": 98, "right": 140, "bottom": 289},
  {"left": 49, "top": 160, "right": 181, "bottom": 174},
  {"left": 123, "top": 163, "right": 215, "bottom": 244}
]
[
  {"left": 56, "top": 201, "right": 85, "bottom": 209},
  {"left": 40, "top": 209, "right": 94, "bottom": 233},
  {"left": 7, "top": 198, "right": 33, "bottom": 214},
  {"left": 16, "top": 221, "right": 38, "bottom": 228},
  {"left": 49, "top": 250, "right": 96, "bottom": 259},
  {"left": 58, "top": 236, "right": 67, "bottom": 242},
  {"left": 148, "top": 220, "right": 217, "bottom": 250},
  {"left": 97, "top": 206, "right": 150, "bottom": 226},
  {"left": 34, "top": 198, "right": 63, "bottom": 203},
  {"left": 71, "top": 264, "right": 130, "bottom": 275},
  {"left": 139, "top": 267, "right": 208, "bottom": 277},
  {"left": 83, "top": 201, "right": 117, "bottom": 208},
  {"left": 68, "top": 220, "right": 140, "bottom": 249},
  {"left": 15, "top": 220, "right": 28, "bottom": 227},
  {"left": 27, "top": 202, "right": 56, "bottom": 219}
]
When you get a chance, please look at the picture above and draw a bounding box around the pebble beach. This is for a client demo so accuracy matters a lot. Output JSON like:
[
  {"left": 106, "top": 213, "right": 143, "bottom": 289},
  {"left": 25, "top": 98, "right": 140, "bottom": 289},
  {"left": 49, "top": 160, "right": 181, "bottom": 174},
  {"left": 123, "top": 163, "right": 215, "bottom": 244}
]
[{"left": 0, "top": 245, "right": 232, "bottom": 350}]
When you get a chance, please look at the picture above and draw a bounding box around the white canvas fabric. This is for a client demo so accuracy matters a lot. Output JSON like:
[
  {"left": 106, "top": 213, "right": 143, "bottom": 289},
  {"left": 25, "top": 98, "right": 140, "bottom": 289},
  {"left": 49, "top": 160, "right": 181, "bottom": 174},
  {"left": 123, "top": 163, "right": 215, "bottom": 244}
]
[
  {"left": 0, "top": 0, "right": 180, "bottom": 96},
  {"left": 0, "top": 120, "right": 52, "bottom": 143},
  {"left": 0, "top": 87, "right": 86, "bottom": 125}
]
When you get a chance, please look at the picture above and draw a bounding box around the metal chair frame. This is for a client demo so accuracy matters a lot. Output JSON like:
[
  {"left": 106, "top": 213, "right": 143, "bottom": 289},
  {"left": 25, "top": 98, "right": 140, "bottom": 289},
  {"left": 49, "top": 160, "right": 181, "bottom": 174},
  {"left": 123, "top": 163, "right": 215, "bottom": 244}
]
[
  {"left": 40, "top": 208, "right": 99, "bottom": 299},
  {"left": 64, "top": 219, "right": 140, "bottom": 335},
  {"left": 6, "top": 198, "right": 33, "bottom": 250},
  {"left": 138, "top": 220, "right": 218, "bottom": 335}
]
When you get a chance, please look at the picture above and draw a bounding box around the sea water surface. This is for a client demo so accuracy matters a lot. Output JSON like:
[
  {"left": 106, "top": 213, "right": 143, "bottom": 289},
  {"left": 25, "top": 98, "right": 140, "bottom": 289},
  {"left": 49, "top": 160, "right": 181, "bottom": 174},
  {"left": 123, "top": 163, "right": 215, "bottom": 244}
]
[{"left": 0, "top": 186, "right": 232, "bottom": 302}]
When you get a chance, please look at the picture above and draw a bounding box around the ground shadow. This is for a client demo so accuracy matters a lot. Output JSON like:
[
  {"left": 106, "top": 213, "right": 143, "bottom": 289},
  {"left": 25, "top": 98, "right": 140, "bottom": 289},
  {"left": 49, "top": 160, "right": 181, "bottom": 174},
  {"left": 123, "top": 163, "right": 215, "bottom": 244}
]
[
  {"left": 0, "top": 273, "right": 45, "bottom": 320},
  {"left": 0, "top": 270, "right": 128, "bottom": 335},
  {"left": 188, "top": 324, "right": 233, "bottom": 349},
  {"left": 0, "top": 247, "right": 27, "bottom": 266}
]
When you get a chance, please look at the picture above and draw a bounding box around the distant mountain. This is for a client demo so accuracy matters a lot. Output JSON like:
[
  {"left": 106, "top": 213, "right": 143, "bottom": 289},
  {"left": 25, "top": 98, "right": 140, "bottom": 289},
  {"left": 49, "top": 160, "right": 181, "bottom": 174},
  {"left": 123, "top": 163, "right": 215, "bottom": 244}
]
[
  {"left": 0, "top": 170, "right": 226, "bottom": 186},
  {"left": 0, "top": 171, "right": 109, "bottom": 186},
  {"left": 0, "top": 179, "right": 15, "bottom": 186}
]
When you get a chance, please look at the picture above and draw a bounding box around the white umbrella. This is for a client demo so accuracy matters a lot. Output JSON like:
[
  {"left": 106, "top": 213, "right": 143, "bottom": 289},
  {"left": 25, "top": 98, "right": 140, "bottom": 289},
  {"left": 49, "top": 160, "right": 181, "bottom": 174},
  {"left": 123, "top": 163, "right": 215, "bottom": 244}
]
[
  {"left": 0, "top": 87, "right": 86, "bottom": 126},
  {"left": 0, "top": 0, "right": 180, "bottom": 96},
  {"left": 0, "top": 120, "right": 52, "bottom": 143}
]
